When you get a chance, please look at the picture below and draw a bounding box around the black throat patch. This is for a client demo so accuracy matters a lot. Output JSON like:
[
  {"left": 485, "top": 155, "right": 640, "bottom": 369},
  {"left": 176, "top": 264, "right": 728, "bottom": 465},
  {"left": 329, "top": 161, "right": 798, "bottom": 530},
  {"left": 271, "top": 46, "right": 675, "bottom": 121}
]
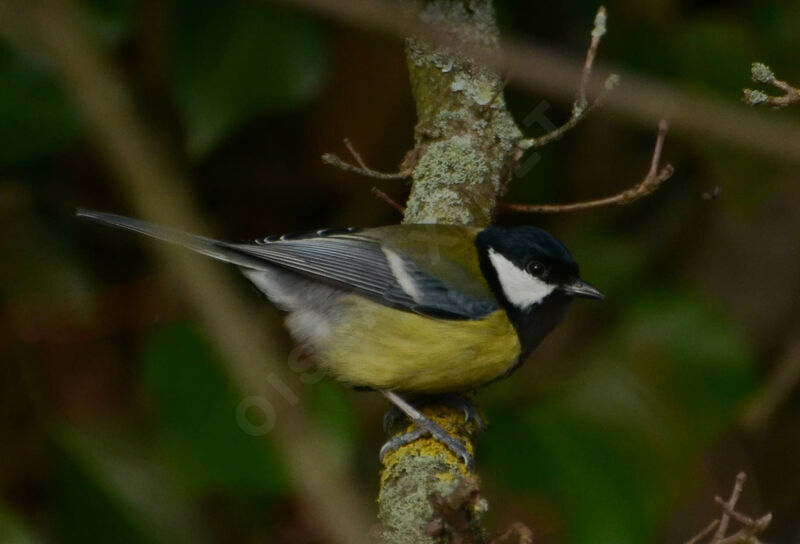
[{"left": 474, "top": 228, "right": 576, "bottom": 362}]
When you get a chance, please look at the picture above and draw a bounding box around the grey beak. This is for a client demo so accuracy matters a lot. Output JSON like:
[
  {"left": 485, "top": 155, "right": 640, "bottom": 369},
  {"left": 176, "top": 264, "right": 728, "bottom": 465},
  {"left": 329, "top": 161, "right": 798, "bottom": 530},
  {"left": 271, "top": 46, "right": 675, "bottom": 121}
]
[{"left": 562, "top": 278, "right": 604, "bottom": 300}]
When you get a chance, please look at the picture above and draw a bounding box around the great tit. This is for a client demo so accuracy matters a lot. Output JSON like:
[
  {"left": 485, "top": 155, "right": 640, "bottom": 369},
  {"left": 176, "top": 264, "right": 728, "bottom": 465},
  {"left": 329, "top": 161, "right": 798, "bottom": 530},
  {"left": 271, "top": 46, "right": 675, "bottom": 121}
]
[{"left": 77, "top": 210, "right": 602, "bottom": 468}]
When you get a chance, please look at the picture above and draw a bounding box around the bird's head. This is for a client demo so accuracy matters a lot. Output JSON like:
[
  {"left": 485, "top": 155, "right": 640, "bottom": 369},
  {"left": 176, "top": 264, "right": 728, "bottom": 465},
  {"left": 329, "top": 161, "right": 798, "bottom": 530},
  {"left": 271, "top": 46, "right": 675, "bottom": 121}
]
[{"left": 475, "top": 226, "right": 603, "bottom": 313}]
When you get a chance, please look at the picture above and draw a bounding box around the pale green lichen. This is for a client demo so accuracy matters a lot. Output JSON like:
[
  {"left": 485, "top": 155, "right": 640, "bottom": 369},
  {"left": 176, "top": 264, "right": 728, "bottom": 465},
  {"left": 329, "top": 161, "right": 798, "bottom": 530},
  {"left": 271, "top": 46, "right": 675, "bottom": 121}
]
[
  {"left": 605, "top": 73, "right": 621, "bottom": 90},
  {"left": 448, "top": 72, "right": 498, "bottom": 106},
  {"left": 592, "top": 6, "right": 607, "bottom": 38},
  {"left": 405, "top": 136, "right": 497, "bottom": 225},
  {"left": 378, "top": 455, "right": 453, "bottom": 543},
  {"left": 743, "top": 88, "right": 769, "bottom": 106},
  {"left": 751, "top": 62, "right": 775, "bottom": 84},
  {"left": 449, "top": 78, "right": 467, "bottom": 92},
  {"left": 402, "top": 36, "right": 522, "bottom": 225},
  {"left": 415, "top": 137, "right": 490, "bottom": 184}
]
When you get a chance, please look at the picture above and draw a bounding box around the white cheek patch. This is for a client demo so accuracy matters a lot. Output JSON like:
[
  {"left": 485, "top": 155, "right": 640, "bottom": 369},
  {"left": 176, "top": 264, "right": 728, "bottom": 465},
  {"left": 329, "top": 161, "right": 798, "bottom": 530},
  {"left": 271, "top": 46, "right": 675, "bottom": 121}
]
[
  {"left": 488, "top": 248, "right": 555, "bottom": 309},
  {"left": 383, "top": 248, "right": 422, "bottom": 302}
]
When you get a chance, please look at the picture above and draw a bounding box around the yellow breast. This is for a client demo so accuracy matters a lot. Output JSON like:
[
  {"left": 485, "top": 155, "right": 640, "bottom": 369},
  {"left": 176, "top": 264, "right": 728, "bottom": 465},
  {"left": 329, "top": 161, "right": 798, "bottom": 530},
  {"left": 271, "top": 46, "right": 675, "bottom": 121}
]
[{"left": 315, "top": 295, "right": 521, "bottom": 393}]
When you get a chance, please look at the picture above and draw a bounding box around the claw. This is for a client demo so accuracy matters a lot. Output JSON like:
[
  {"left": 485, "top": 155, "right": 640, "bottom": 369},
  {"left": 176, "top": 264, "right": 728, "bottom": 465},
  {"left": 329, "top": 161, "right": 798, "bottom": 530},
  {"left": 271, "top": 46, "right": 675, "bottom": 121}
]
[
  {"left": 379, "top": 427, "right": 426, "bottom": 461},
  {"left": 379, "top": 391, "right": 479, "bottom": 472},
  {"left": 379, "top": 423, "right": 477, "bottom": 472}
]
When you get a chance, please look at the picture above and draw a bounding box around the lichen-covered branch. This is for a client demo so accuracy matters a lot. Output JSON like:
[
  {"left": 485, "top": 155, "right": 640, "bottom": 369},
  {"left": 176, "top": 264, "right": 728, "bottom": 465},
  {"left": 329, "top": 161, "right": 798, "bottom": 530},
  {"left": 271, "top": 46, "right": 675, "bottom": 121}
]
[
  {"left": 377, "top": 1, "right": 524, "bottom": 542},
  {"left": 400, "top": 1, "right": 524, "bottom": 226},
  {"left": 743, "top": 62, "right": 800, "bottom": 109}
]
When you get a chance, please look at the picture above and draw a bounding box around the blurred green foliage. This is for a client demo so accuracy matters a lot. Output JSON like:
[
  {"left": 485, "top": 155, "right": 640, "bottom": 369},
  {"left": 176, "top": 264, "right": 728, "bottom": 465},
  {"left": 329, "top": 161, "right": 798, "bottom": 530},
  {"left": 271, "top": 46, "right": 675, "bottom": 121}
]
[
  {"left": 0, "top": 502, "right": 38, "bottom": 544},
  {"left": 142, "top": 322, "right": 286, "bottom": 497},
  {"left": 171, "top": 1, "right": 327, "bottom": 157},
  {"left": 484, "top": 290, "right": 756, "bottom": 544},
  {"left": 1, "top": 0, "right": 798, "bottom": 543},
  {"left": 52, "top": 426, "right": 204, "bottom": 544},
  {"left": 0, "top": 45, "right": 78, "bottom": 164}
]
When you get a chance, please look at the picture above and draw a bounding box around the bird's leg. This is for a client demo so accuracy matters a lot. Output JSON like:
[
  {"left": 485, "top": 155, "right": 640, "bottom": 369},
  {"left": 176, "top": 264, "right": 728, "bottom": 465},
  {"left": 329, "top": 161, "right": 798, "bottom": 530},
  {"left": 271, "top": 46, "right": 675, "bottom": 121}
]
[
  {"left": 379, "top": 390, "right": 479, "bottom": 472},
  {"left": 382, "top": 393, "right": 485, "bottom": 433}
]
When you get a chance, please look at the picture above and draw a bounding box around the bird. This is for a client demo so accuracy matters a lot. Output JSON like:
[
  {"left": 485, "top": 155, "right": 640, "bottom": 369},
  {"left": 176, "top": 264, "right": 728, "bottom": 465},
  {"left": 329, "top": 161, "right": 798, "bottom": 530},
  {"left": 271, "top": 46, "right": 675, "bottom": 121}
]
[{"left": 77, "top": 209, "right": 603, "bottom": 470}]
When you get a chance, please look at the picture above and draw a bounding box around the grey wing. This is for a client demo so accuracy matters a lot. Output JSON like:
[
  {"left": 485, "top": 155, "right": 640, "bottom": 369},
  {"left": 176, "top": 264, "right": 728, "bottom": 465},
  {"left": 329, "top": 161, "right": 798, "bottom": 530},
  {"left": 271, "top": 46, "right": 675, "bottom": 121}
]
[
  {"left": 230, "top": 232, "right": 498, "bottom": 319},
  {"left": 76, "top": 210, "right": 497, "bottom": 319}
]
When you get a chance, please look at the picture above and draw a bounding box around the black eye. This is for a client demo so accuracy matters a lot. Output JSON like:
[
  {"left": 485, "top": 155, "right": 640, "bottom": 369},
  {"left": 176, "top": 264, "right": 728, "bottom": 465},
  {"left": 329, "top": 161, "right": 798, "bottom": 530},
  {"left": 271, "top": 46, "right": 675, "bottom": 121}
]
[{"left": 526, "top": 261, "right": 546, "bottom": 277}]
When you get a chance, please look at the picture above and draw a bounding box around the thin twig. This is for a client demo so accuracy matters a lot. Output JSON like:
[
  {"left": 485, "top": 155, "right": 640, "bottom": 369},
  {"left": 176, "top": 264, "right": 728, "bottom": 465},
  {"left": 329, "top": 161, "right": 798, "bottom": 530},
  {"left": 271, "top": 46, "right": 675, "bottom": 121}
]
[
  {"left": 371, "top": 186, "right": 406, "bottom": 214},
  {"left": 714, "top": 513, "right": 772, "bottom": 544},
  {"left": 743, "top": 62, "right": 800, "bottom": 109},
  {"left": 714, "top": 498, "right": 754, "bottom": 528},
  {"left": 685, "top": 520, "right": 720, "bottom": 544},
  {"left": 518, "top": 6, "right": 619, "bottom": 149},
  {"left": 484, "top": 73, "right": 511, "bottom": 112},
  {"left": 519, "top": 74, "right": 618, "bottom": 149},
  {"left": 680, "top": 472, "right": 772, "bottom": 544},
  {"left": 344, "top": 137, "right": 369, "bottom": 170},
  {"left": 715, "top": 529, "right": 762, "bottom": 544},
  {"left": 277, "top": 0, "right": 800, "bottom": 165},
  {"left": 322, "top": 138, "right": 411, "bottom": 180},
  {"left": 575, "top": 5, "right": 607, "bottom": 114},
  {"left": 713, "top": 472, "right": 746, "bottom": 542},
  {"left": 712, "top": 498, "right": 773, "bottom": 539},
  {"left": 504, "top": 119, "right": 673, "bottom": 213}
]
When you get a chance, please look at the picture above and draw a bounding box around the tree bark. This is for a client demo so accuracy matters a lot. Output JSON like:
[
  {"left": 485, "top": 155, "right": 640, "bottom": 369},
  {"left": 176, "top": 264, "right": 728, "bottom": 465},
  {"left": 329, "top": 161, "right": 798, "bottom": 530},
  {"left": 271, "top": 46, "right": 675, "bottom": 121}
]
[{"left": 378, "top": 1, "right": 525, "bottom": 542}]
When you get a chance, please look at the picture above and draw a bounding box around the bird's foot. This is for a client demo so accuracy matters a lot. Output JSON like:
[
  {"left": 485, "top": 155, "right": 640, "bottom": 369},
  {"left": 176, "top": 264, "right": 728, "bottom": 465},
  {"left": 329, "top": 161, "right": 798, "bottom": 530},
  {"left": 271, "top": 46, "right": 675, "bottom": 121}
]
[
  {"left": 379, "top": 417, "right": 477, "bottom": 472},
  {"left": 379, "top": 391, "right": 480, "bottom": 472}
]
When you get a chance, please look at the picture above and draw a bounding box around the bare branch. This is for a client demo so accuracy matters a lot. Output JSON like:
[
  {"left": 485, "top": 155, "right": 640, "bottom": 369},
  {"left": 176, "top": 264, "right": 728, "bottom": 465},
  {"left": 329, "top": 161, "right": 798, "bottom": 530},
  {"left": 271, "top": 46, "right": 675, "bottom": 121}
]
[
  {"left": 714, "top": 497, "right": 773, "bottom": 531},
  {"left": 575, "top": 5, "right": 607, "bottom": 114},
  {"left": 322, "top": 138, "right": 411, "bottom": 180},
  {"left": 743, "top": 62, "right": 800, "bottom": 109},
  {"left": 713, "top": 472, "right": 747, "bottom": 542},
  {"left": 504, "top": 119, "right": 673, "bottom": 213},
  {"left": 681, "top": 472, "right": 772, "bottom": 544},
  {"left": 713, "top": 513, "right": 772, "bottom": 544},
  {"left": 344, "top": 137, "right": 369, "bottom": 170},
  {"left": 371, "top": 186, "right": 406, "bottom": 214},
  {"left": 685, "top": 520, "right": 720, "bottom": 544},
  {"left": 483, "top": 73, "right": 511, "bottom": 113},
  {"left": 518, "top": 6, "right": 619, "bottom": 150},
  {"left": 278, "top": 0, "right": 800, "bottom": 165}
]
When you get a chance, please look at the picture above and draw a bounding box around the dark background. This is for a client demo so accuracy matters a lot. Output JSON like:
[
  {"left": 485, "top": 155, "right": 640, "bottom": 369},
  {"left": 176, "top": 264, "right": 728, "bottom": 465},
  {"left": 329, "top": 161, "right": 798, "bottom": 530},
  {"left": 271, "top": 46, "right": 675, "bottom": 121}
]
[{"left": 2, "top": 0, "right": 799, "bottom": 542}]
